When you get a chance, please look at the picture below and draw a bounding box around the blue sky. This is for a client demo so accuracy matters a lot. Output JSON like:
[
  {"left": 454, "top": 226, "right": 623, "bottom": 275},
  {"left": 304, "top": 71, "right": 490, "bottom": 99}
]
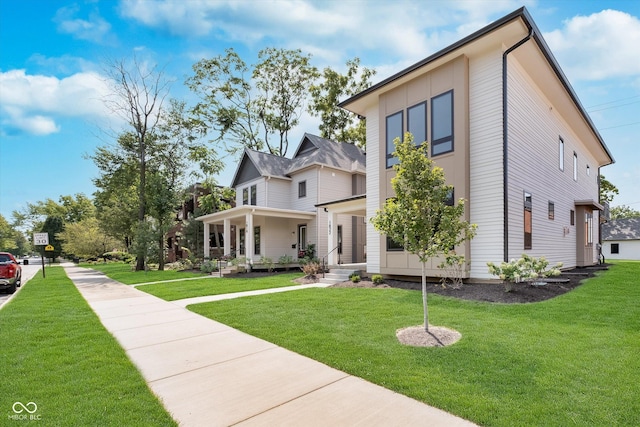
[{"left": 1, "top": 0, "right": 639, "bottom": 222}]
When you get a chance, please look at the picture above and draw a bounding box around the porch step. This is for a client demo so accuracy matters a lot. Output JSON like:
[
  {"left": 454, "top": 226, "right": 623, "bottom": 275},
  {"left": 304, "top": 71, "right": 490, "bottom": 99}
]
[{"left": 318, "top": 269, "right": 362, "bottom": 285}]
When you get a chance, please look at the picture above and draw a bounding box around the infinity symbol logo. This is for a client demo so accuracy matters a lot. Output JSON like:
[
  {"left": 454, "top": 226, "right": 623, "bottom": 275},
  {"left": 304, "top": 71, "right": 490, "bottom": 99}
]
[{"left": 12, "top": 402, "right": 38, "bottom": 414}]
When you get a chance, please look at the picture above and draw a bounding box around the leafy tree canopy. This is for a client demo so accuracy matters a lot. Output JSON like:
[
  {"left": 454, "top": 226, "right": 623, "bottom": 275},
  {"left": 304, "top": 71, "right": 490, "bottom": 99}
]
[{"left": 610, "top": 204, "right": 640, "bottom": 219}]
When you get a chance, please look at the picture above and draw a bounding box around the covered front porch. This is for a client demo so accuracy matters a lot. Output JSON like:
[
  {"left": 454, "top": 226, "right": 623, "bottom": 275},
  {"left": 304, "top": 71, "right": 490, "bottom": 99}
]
[
  {"left": 316, "top": 195, "right": 367, "bottom": 266},
  {"left": 197, "top": 206, "right": 316, "bottom": 268}
]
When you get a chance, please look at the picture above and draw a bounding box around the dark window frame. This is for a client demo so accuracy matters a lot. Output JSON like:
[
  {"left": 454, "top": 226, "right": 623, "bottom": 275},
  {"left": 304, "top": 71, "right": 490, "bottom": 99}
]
[
  {"left": 548, "top": 201, "right": 555, "bottom": 220},
  {"left": 239, "top": 228, "right": 245, "bottom": 255},
  {"left": 242, "top": 188, "right": 248, "bottom": 205},
  {"left": 611, "top": 243, "right": 619, "bottom": 254},
  {"left": 573, "top": 152, "right": 578, "bottom": 181},
  {"left": 298, "top": 181, "right": 307, "bottom": 198},
  {"left": 254, "top": 226, "right": 261, "bottom": 255},
  {"left": 386, "top": 111, "right": 403, "bottom": 168},
  {"left": 431, "top": 90, "right": 454, "bottom": 156},
  {"left": 570, "top": 210, "right": 575, "bottom": 226},
  {"left": 407, "top": 101, "right": 427, "bottom": 147}
]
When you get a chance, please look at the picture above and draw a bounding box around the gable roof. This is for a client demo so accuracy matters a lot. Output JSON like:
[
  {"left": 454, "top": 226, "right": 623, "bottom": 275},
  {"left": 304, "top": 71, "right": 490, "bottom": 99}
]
[
  {"left": 602, "top": 218, "right": 640, "bottom": 241},
  {"left": 338, "top": 6, "right": 614, "bottom": 167},
  {"left": 230, "top": 133, "right": 366, "bottom": 188}
]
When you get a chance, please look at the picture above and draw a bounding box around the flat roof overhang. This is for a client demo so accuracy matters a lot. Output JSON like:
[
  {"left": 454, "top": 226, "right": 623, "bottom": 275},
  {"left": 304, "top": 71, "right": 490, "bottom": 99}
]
[{"left": 197, "top": 206, "right": 316, "bottom": 224}]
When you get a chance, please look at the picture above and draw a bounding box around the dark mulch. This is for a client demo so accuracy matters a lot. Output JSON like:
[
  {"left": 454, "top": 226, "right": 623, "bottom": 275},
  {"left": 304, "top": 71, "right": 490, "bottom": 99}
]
[{"left": 330, "top": 265, "right": 609, "bottom": 304}]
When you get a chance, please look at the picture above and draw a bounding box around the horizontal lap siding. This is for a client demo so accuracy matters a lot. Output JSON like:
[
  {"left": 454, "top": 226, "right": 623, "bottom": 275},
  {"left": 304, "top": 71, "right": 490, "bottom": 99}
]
[
  {"left": 266, "top": 179, "right": 290, "bottom": 209},
  {"left": 469, "top": 50, "right": 504, "bottom": 278},
  {"left": 365, "top": 106, "right": 381, "bottom": 273},
  {"left": 507, "top": 58, "right": 600, "bottom": 268}
]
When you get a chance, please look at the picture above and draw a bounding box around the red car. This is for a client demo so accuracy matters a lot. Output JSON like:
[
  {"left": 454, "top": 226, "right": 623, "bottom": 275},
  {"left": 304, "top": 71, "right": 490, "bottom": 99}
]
[{"left": 0, "top": 252, "right": 22, "bottom": 293}]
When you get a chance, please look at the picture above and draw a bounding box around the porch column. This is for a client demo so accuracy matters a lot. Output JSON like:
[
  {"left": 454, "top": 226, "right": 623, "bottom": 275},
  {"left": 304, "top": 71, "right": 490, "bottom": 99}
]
[
  {"left": 327, "top": 211, "right": 339, "bottom": 266},
  {"left": 203, "top": 222, "right": 210, "bottom": 259},
  {"left": 223, "top": 218, "right": 231, "bottom": 256},
  {"left": 245, "top": 212, "right": 254, "bottom": 268}
]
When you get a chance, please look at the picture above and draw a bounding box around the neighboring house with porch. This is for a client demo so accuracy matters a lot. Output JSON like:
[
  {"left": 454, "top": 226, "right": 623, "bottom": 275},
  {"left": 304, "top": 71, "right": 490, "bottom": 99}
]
[
  {"left": 197, "top": 133, "right": 366, "bottom": 267},
  {"left": 167, "top": 183, "right": 235, "bottom": 262},
  {"left": 336, "top": 7, "right": 614, "bottom": 280},
  {"left": 601, "top": 218, "right": 640, "bottom": 260}
]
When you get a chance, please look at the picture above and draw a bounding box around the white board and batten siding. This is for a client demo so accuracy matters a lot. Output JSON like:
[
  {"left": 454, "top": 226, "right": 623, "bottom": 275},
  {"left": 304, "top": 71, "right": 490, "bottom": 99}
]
[
  {"left": 468, "top": 49, "right": 505, "bottom": 279},
  {"left": 506, "top": 58, "right": 600, "bottom": 269},
  {"left": 365, "top": 105, "right": 381, "bottom": 273}
]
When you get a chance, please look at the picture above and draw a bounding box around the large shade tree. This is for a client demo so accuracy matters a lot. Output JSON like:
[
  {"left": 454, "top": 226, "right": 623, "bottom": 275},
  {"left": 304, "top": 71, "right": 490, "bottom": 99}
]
[
  {"left": 308, "top": 57, "right": 375, "bottom": 148},
  {"left": 187, "top": 47, "right": 319, "bottom": 157},
  {"left": 371, "top": 133, "right": 476, "bottom": 332}
]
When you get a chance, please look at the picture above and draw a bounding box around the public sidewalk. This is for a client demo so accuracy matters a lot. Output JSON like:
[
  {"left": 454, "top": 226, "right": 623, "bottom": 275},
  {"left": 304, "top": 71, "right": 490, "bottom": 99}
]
[{"left": 64, "top": 264, "right": 477, "bottom": 427}]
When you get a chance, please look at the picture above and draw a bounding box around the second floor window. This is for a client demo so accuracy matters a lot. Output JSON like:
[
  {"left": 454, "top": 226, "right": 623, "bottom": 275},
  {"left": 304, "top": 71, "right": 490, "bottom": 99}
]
[
  {"left": 386, "top": 111, "right": 403, "bottom": 168},
  {"left": 242, "top": 188, "right": 248, "bottom": 205},
  {"left": 431, "top": 90, "right": 453, "bottom": 156},
  {"left": 243, "top": 185, "right": 257, "bottom": 205},
  {"left": 298, "top": 181, "right": 306, "bottom": 198},
  {"left": 250, "top": 184, "right": 257, "bottom": 205},
  {"left": 408, "top": 102, "right": 427, "bottom": 146}
]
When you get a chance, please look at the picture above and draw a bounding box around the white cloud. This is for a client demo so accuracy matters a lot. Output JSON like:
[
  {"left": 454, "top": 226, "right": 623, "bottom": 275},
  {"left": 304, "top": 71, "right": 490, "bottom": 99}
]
[
  {"left": 118, "top": 0, "right": 525, "bottom": 64},
  {"left": 544, "top": 10, "right": 640, "bottom": 81},
  {"left": 54, "top": 4, "right": 114, "bottom": 45},
  {"left": 0, "top": 70, "right": 112, "bottom": 136}
]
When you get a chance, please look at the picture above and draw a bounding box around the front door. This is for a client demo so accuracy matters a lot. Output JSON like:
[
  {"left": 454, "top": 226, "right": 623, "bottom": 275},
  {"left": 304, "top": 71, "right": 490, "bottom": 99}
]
[{"left": 576, "top": 206, "right": 594, "bottom": 266}]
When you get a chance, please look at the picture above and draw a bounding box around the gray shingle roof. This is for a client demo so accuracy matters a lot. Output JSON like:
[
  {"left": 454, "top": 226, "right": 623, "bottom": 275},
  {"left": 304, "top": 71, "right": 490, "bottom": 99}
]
[
  {"left": 601, "top": 218, "right": 640, "bottom": 241},
  {"left": 232, "top": 133, "right": 365, "bottom": 187}
]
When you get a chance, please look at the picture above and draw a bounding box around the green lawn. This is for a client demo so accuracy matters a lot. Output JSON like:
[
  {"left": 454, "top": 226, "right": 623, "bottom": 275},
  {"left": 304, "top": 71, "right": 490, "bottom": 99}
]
[
  {"left": 138, "top": 272, "right": 304, "bottom": 301},
  {"left": 80, "top": 262, "right": 206, "bottom": 284},
  {"left": 0, "top": 267, "right": 176, "bottom": 426},
  {"left": 189, "top": 261, "right": 640, "bottom": 426}
]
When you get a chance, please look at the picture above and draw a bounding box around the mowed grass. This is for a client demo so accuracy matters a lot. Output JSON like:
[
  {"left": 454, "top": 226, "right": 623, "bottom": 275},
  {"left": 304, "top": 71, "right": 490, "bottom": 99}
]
[
  {"left": 0, "top": 267, "right": 176, "bottom": 426},
  {"left": 80, "top": 262, "right": 205, "bottom": 284},
  {"left": 138, "top": 272, "right": 304, "bottom": 301},
  {"left": 190, "top": 261, "right": 640, "bottom": 426}
]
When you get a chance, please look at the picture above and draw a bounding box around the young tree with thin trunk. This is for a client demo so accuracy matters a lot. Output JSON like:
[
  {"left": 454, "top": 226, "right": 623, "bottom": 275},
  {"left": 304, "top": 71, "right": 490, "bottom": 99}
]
[{"left": 371, "top": 133, "right": 476, "bottom": 332}]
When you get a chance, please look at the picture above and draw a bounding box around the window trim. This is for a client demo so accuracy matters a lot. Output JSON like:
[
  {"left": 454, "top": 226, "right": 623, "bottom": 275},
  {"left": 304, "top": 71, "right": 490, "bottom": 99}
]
[
  {"left": 559, "top": 137, "right": 564, "bottom": 171},
  {"left": 431, "top": 90, "right": 454, "bottom": 156},
  {"left": 385, "top": 111, "right": 403, "bottom": 168},
  {"left": 298, "top": 180, "right": 307, "bottom": 198},
  {"left": 548, "top": 201, "right": 554, "bottom": 220},
  {"left": 250, "top": 184, "right": 257, "bottom": 205},
  {"left": 407, "top": 101, "right": 427, "bottom": 147},
  {"left": 573, "top": 152, "right": 578, "bottom": 181},
  {"left": 524, "top": 191, "right": 532, "bottom": 250},
  {"left": 570, "top": 209, "right": 575, "bottom": 226},
  {"left": 254, "top": 226, "right": 261, "bottom": 255},
  {"left": 611, "top": 243, "right": 619, "bottom": 254},
  {"left": 242, "top": 188, "right": 249, "bottom": 205}
]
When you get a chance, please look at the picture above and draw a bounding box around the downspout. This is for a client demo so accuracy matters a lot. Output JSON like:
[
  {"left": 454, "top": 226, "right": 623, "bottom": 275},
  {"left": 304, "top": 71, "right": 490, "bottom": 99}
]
[{"left": 502, "top": 27, "right": 533, "bottom": 262}]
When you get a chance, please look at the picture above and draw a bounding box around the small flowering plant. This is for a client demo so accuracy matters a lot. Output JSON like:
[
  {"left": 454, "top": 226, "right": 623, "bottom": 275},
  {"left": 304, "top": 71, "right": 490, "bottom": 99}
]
[{"left": 487, "top": 254, "right": 563, "bottom": 292}]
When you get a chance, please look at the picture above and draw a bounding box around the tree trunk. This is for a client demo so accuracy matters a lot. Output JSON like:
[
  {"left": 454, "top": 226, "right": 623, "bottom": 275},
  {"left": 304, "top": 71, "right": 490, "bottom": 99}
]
[
  {"left": 158, "top": 234, "right": 165, "bottom": 271},
  {"left": 135, "top": 138, "right": 146, "bottom": 271},
  {"left": 422, "top": 261, "right": 429, "bottom": 332}
]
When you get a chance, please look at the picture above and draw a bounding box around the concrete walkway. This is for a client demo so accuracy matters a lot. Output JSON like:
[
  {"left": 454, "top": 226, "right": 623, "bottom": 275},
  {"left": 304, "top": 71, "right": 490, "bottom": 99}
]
[{"left": 64, "top": 265, "right": 477, "bottom": 427}]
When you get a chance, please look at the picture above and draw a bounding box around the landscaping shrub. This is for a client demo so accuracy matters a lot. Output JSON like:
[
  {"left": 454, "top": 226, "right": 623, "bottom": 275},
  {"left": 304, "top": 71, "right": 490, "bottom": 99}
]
[
  {"left": 301, "top": 262, "right": 321, "bottom": 277},
  {"left": 259, "top": 256, "right": 275, "bottom": 272},
  {"left": 487, "top": 254, "right": 562, "bottom": 292},
  {"left": 200, "top": 260, "right": 218, "bottom": 273},
  {"left": 349, "top": 273, "right": 361, "bottom": 283},
  {"left": 372, "top": 274, "right": 384, "bottom": 285}
]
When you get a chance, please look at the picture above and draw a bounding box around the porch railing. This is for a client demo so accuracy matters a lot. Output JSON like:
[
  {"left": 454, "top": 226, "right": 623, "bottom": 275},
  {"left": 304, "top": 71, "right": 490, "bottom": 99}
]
[{"left": 321, "top": 245, "right": 341, "bottom": 278}]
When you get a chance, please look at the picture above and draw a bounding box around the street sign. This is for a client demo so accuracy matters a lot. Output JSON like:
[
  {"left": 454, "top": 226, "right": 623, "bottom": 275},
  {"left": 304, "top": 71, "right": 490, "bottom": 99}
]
[
  {"left": 45, "top": 245, "right": 54, "bottom": 251},
  {"left": 34, "top": 233, "right": 49, "bottom": 246}
]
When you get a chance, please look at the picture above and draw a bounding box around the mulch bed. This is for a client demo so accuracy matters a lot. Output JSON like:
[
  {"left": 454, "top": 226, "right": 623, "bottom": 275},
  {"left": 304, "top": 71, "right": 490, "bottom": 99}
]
[{"left": 329, "top": 265, "right": 609, "bottom": 303}]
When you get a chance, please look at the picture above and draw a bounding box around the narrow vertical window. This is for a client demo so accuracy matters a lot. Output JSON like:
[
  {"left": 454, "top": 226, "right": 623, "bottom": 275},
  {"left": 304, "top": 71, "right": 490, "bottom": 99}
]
[
  {"left": 254, "top": 226, "right": 261, "bottom": 255},
  {"left": 337, "top": 225, "right": 343, "bottom": 254},
  {"left": 559, "top": 137, "right": 564, "bottom": 171},
  {"left": 431, "top": 90, "right": 454, "bottom": 156},
  {"left": 239, "top": 228, "right": 245, "bottom": 255},
  {"left": 408, "top": 101, "right": 427, "bottom": 146},
  {"left": 445, "top": 188, "right": 455, "bottom": 206},
  {"left": 386, "top": 111, "right": 403, "bottom": 168},
  {"left": 570, "top": 210, "right": 575, "bottom": 226},
  {"left": 548, "top": 202, "right": 554, "bottom": 220},
  {"left": 585, "top": 213, "right": 593, "bottom": 246},
  {"left": 573, "top": 152, "right": 578, "bottom": 181},
  {"left": 298, "top": 181, "right": 306, "bottom": 198},
  {"left": 250, "top": 184, "right": 257, "bottom": 205},
  {"left": 524, "top": 191, "right": 532, "bottom": 250},
  {"left": 242, "top": 188, "right": 248, "bottom": 205},
  {"left": 586, "top": 165, "right": 590, "bottom": 176}
]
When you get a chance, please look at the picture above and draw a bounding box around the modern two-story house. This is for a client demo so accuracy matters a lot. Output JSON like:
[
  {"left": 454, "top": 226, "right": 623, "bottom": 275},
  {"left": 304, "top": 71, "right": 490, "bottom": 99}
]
[
  {"left": 197, "top": 133, "right": 366, "bottom": 267},
  {"left": 336, "top": 7, "right": 614, "bottom": 280}
]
